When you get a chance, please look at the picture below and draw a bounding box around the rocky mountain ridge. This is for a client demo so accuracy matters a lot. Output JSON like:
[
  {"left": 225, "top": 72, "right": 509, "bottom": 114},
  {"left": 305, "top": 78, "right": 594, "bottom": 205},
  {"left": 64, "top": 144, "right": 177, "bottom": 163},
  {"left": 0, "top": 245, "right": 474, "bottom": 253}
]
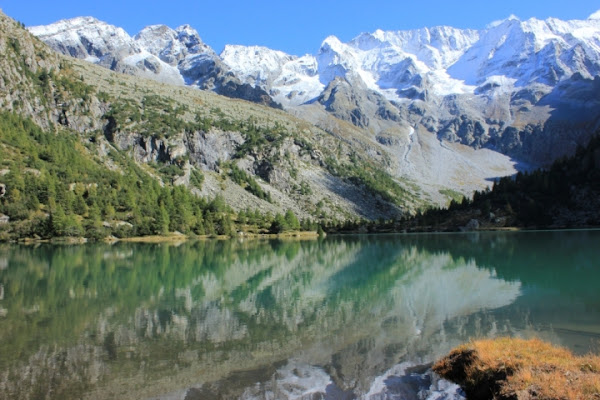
[
  {"left": 29, "top": 11, "right": 600, "bottom": 174},
  {"left": 41, "top": 12, "right": 600, "bottom": 106},
  {"left": 0, "top": 11, "right": 430, "bottom": 227},
  {"left": 29, "top": 17, "right": 279, "bottom": 108}
]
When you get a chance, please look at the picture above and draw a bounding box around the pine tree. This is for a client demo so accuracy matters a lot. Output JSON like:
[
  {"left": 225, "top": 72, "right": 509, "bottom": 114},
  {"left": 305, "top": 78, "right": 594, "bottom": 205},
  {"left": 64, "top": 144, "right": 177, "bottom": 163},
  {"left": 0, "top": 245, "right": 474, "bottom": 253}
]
[
  {"left": 284, "top": 209, "right": 300, "bottom": 231},
  {"left": 270, "top": 213, "right": 288, "bottom": 233},
  {"left": 154, "top": 201, "right": 170, "bottom": 235},
  {"left": 50, "top": 203, "right": 68, "bottom": 236},
  {"left": 85, "top": 204, "right": 105, "bottom": 240}
]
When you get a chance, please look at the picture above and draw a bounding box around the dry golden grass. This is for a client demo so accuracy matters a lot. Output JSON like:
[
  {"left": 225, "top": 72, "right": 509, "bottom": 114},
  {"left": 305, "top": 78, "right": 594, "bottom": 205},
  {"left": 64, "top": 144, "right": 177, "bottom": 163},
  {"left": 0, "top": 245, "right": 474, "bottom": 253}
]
[{"left": 433, "top": 337, "right": 600, "bottom": 400}]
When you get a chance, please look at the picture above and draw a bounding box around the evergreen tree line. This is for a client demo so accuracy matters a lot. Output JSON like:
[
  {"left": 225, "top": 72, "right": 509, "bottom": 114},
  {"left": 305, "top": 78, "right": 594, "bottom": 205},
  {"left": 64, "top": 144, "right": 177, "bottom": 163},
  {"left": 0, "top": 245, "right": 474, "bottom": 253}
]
[
  {"left": 0, "top": 112, "right": 313, "bottom": 241},
  {"left": 407, "top": 135, "right": 600, "bottom": 230},
  {"left": 318, "top": 135, "right": 600, "bottom": 233}
]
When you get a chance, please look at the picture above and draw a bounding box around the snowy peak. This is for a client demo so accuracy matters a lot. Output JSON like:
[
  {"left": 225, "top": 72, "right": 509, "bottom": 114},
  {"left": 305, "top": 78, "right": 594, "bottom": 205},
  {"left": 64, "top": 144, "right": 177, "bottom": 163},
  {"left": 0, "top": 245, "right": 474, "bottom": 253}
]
[
  {"left": 134, "top": 23, "right": 206, "bottom": 52},
  {"left": 220, "top": 44, "right": 322, "bottom": 106},
  {"left": 351, "top": 25, "right": 479, "bottom": 62},
  {"left": 317, "top": 35, "right": 363, "bottom": 84},
  {"left": 449, "top": 15, "right": 600, "bottom": 86},
  {"left": 588, "top": 10, "right": 600, "bottom": 20},
  {"left": 30, "top": 17, "right": 279, "bottom": 107},
  {"left": 221, "top": 45, "right": 295, "bottom": 72},
  {"left": 29, "top": 17, "right": 223, "bottom": 87},
  {"left": 221, "top": 45, "right": 293, "bottom": 84},
  {"left": 175, "top": 24, "right": 208, "bottom": 52},
  {"left": 29, "top": 12, "right": 600, "bottom": 125},
  {"left": 29, "top": 17, "right": 136, "bottom": 61},
  {"left": 133, "top": 23, "right": 213, "bottom": 66},
  {"left": 487, "top": 14, "right": 520, "bottom": 29},
  {"left": 31, "top": 12, "right": 600, "bottom": 101},
  {"left": 319, "top": 35, "right": 344, "bottom": 52},
  {"left": 134, "top": 24, "right": 179, "bottom": 62},
  {"left": 28, "top": 16, "right": 102, "bottom": 36}
]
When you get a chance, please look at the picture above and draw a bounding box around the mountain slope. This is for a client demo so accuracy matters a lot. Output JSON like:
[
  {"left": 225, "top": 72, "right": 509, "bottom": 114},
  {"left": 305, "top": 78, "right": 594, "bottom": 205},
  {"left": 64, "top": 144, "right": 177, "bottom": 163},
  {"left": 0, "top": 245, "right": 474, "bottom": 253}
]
[
  {"left": 28, "top": 11, "right": 600, "bottom": 204},
  {"left": 289, "top": 13, "right": 600, "bottom": 166},
  {"left": 0, "top": 11, "right": 433, "bottom": 241},
  {"left": 403, "top": 134, "right": 600, "bottom": 232}
]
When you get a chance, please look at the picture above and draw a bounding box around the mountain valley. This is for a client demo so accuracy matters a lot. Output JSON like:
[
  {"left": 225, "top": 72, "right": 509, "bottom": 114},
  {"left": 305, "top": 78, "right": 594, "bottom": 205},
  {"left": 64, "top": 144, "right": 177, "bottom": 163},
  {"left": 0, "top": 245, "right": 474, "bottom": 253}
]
[{"left": 0, "top": 8, "right": 600, "bottom": 239}]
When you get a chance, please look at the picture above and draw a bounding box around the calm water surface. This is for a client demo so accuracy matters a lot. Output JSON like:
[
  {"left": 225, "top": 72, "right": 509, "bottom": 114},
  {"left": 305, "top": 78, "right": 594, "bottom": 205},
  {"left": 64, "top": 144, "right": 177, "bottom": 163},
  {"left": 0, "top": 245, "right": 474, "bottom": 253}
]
[{"left": 0, "top": 231, "right": 599, "bottom": 399}]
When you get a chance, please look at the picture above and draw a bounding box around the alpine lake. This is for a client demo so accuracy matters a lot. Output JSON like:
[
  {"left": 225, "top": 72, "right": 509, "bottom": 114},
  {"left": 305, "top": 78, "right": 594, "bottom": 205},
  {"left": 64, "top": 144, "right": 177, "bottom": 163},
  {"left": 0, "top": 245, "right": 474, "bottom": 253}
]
[{"left": 0, "top": 230, "right": 599, "bottom": 399}]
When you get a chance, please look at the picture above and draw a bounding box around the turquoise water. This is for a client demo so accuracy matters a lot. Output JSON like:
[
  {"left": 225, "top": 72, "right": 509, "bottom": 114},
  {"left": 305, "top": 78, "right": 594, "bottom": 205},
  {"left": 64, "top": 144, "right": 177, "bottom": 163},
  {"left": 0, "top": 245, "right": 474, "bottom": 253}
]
[{"left": 0, "top": 231, "right": 599, "bottom": 399}]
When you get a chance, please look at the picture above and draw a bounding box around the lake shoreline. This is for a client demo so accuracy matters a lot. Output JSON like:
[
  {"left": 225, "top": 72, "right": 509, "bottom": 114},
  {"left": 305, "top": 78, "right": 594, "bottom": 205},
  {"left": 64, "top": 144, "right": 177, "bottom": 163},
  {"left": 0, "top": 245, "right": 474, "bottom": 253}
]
[
  {"left": 6, "top": 224, "right": 600, "bottom": 245},
  {"left": 7, "top": 230, "right": 323, "bottom": 245}
]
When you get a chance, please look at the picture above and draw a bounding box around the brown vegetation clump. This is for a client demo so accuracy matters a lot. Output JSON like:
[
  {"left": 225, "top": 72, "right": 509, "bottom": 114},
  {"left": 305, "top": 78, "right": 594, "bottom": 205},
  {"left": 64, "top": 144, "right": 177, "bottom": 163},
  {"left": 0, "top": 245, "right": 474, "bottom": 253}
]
[{"left": 433, "top": 337, "right": 600, "bottom": 400}]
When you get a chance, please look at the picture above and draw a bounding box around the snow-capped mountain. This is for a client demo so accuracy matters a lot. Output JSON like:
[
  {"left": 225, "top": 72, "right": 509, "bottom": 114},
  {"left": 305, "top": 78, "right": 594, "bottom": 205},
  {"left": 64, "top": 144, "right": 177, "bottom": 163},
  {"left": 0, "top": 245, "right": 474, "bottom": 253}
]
[
  {"left": 29, "top": 17, "right": 135, "bottom": 62},
  {"left": 30, "top": 11, "right": 600, "bottom": 166},
  {"left": 221, "top": 45, "right": 321, "bottom": 106},
  {"left": 30, "top": 12, "right": 600, "bottom": 104},
  {"left": 29, "top": 17, "right": 278, "bottom": 107},
  {"left": 221, "top": 13, "right": 600, "bottom": 102}
]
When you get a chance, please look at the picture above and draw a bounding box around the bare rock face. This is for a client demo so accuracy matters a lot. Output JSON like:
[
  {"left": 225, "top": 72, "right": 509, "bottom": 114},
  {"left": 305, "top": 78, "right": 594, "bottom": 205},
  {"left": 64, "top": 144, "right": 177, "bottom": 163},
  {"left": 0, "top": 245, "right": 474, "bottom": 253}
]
[
  {"left": 318, "top": 76, "right": 401, "bottom": 128},
  {"left": 102, "top": 128, "right": 244, "bottom": 170},
  {"left": 318, "top": 77, "right": 370, "bottom": 128},
  {"left": 184, "top": 130, "right": 244, "bottom": 171},
  {"left": 215, "top": 75, "right": 282, "bottom": 109}
]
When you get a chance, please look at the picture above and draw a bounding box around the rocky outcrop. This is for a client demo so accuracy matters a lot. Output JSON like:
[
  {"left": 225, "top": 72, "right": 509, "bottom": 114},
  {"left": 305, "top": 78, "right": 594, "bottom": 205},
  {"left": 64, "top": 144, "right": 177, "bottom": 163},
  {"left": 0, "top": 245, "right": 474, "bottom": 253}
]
[
  {"left": 104, "top": 128, "right": 244, "bottom": 171},
  {"left": 434, "top": 338, "right": 600, "bottom": 400},
  {"left": 0, "top": 16, "right": 111, "bottom": 134},
  {"left": 184, "top": 130, "right": 244, "bottom": 171},
  {"left": 318, "top": 76, "right": 401, "bottom": 128},
  {"left": 216, "top": 75, "right": 282, "bottom": 109}
]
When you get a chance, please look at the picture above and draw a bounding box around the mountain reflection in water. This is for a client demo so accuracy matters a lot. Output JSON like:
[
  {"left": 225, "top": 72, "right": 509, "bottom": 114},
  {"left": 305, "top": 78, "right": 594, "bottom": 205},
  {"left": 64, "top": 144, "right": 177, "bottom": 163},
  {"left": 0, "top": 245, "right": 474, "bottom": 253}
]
[{"left": 0, "top": 231, "right": 599, "bottom": 399}]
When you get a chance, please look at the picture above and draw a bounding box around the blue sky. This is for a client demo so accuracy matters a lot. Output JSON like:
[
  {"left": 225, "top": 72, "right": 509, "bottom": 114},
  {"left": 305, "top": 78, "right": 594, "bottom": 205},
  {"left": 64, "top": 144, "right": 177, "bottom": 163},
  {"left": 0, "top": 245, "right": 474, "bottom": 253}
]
[{"left": 1, "top": 0, "right": 599, "bottom": 55}]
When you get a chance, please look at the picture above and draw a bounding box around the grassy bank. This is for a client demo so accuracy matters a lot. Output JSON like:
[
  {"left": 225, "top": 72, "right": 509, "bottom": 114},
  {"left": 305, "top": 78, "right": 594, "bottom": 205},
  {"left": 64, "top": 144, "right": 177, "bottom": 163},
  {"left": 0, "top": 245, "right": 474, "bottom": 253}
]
[
  {"left": 8, "top": 230, "right": 322, "bottom": 245},
  {"left": 115, "top": 230, "right": 321, "bottom": 243},
  {"left": 433, "top": 337, "right": 600, "bottom": 400}
]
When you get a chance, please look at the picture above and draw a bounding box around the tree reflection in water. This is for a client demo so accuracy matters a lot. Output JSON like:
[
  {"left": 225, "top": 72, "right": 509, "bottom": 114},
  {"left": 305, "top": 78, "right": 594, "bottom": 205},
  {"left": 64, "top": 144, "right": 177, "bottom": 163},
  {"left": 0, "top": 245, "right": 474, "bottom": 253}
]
[{"left": 0, "top": 231, "right": 599, "bottom": 399}]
